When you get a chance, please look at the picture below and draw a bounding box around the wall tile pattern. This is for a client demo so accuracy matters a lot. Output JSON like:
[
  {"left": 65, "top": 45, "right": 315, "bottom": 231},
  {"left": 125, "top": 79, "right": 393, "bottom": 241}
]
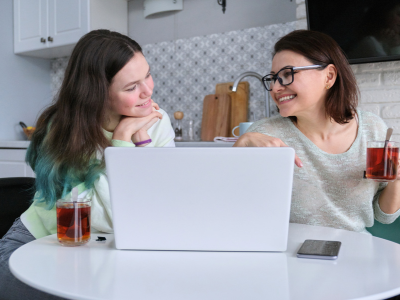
[
  {"left": 50, "top": 22, "right": 296, "bottom": 139},
  {"left": 50, "top": 58, "right": 69, "bottom": 100}
]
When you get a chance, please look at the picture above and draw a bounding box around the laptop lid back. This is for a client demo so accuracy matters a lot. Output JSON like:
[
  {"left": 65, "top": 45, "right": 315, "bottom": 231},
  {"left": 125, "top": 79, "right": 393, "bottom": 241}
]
[{"left": 105, "top": 147, "right": 294, "bottom": 251}]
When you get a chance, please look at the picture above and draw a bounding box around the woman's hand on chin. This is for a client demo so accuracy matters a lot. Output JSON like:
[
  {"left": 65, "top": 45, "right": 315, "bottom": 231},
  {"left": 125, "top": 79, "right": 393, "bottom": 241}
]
[
  {"left": 233, "top": 132, "right": 303, "bottom": 167},
  {"left": 112, "top": 110, "right": 163, "bottom": 142},
  {"left": 131, "top": 109, "right": 163, "bottom": 146},
  {"left": 151, "top": 99, "right": 160, "bottom": 110}
]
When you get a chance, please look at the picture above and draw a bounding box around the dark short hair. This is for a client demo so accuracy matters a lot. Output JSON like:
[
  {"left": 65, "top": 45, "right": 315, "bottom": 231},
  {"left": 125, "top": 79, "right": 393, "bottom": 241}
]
[{"left": 274, "top": 30, "right": 358, "bottom": 124}]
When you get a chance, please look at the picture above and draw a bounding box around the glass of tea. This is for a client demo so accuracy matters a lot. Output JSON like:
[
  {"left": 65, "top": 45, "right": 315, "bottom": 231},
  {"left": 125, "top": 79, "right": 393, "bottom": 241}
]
[
  {"left": 366, "top": 141, "right": 399, "bottom": 182},
  {"left": 56, "top": 197, "right": 91, "bottom": 246}
]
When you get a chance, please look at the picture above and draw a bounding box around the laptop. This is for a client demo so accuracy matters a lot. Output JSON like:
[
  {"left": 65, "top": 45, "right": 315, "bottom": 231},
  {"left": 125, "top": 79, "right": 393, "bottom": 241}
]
[{"left": 105, "top": 147, "right": 294, "bottom": 252}]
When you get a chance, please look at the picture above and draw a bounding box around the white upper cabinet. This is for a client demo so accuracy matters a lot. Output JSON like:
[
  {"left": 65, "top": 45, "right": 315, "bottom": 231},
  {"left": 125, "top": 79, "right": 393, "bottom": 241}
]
[
  {"left": 13, "top": 0, "right": 47, "bottom": 53},
  {"left": 14, "top": 0, "right": 128, "bottom": 59},
  {"left": 47, "top": 0, "right": 89, "bottom": 49}
]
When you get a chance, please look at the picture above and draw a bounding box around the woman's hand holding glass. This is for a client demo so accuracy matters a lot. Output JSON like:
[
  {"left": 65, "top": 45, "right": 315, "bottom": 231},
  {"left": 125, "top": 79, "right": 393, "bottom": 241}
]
[
  {"left": 234, "top": 132, "right": 303, "bottom": 168},
  {"left": 396, "top": 156, "right": 400, "bottom": 180}
]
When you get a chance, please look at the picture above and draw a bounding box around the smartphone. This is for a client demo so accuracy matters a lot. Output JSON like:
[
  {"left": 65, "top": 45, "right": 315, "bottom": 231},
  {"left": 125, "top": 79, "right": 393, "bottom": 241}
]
[{"left": 297, "top": 239, "right": 341, "bottom": 260}]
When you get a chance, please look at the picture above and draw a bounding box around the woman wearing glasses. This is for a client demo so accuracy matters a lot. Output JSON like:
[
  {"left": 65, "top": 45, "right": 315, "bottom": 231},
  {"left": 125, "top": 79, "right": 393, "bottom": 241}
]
[{"left": 234, "top": 30, "right": 400, "bottom": 233}]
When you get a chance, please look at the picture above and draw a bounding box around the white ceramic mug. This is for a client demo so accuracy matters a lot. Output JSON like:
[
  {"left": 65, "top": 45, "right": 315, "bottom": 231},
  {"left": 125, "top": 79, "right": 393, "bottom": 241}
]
[{"left": 232, "top": 122, "right": 254, "bottom": 137}]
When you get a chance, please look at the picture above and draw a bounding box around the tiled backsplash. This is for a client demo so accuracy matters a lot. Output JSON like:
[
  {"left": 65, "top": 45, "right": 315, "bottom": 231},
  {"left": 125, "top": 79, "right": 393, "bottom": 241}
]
[{"left": 51, "top": 22, "right": 295, "bottom": 139}]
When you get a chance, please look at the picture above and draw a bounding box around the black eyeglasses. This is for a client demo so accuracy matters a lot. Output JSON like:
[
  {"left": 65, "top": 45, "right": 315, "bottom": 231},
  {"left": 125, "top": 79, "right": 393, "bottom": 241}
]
[{"left": 262, "top": 65, "right": 327, "bottom": 91}]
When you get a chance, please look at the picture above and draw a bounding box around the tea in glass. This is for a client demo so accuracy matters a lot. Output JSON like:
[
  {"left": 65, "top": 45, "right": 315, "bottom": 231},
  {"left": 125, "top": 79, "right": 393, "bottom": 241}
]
[
  {"left": 56, "top": 199, "right": 91, "bottom": 246},
  {"left": 366, "top": 141, "right": 399, "bottom": 182}
]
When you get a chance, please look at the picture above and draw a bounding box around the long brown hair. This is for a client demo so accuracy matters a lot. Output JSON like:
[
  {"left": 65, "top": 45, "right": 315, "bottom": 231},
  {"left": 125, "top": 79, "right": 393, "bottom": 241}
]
[
  {"left": 274, "top": 30, "right": 358, "bottom": 124},
  {"left": 27, "top": 30, "right": 142, "bottom": 208}
]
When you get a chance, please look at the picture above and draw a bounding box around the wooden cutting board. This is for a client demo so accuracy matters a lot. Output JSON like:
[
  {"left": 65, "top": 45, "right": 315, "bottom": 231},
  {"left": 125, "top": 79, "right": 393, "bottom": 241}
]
[
  {"left": 201, "top": 94, "right": 231, "bottom": 141},
  {"left": 216, "top": 82, "right": 249, "bottom": 137}
]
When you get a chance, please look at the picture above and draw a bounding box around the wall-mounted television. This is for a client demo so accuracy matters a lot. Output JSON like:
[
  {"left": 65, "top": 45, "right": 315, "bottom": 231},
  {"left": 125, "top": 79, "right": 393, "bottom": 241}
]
[{"left": 306, "top": 0, "right": 400, "bottom": 64}]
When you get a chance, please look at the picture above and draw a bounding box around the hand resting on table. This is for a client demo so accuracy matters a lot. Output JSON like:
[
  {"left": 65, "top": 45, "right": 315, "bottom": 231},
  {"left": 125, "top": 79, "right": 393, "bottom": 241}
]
[{"left": 233, "top": 132, "right": 303, "bottom": 168}]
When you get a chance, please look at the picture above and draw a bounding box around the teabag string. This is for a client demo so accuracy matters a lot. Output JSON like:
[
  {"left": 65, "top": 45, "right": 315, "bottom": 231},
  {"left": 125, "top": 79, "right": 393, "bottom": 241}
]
[
  {"left": 72, "top": 186, "right": 78, "bottom": 202},
  {"left": 71, "top": 187, "right": 81, "bottom": 239}
]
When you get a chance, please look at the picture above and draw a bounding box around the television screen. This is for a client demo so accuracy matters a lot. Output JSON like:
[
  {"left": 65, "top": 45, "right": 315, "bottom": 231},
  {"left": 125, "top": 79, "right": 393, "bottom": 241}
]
[{"left": 306, "top": 0, "right": 400, "bottom": 64}]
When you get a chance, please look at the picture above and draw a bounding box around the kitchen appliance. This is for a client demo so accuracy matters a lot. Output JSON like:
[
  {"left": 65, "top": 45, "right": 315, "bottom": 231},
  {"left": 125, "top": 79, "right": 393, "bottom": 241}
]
[{"left": 144, "top": 0, "right": 183, "bottom": 18}]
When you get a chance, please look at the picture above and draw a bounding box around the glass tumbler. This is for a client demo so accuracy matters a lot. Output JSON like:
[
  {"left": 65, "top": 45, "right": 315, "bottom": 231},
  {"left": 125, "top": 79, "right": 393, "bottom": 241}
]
[
  {"left": 56, "top": 198, "right": 91, "bottom": 246},
  {"left": 366, "top": 141, "right": 399, "bottom": 182}
]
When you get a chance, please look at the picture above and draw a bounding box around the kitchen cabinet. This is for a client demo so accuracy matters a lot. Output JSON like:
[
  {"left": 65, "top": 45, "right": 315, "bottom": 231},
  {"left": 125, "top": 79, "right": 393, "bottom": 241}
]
[
  {"left": 0, "top": 149, "right": 35, "bottom": 178},
  {"left": 14, "top": 0, "right": 128, "bottom": 59}
]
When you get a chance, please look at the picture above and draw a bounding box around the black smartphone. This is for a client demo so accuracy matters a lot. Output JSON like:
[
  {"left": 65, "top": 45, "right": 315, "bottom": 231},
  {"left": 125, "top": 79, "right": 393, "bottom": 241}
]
[{"left": 297, "top": 239, "right": 341, "bottom": 260}]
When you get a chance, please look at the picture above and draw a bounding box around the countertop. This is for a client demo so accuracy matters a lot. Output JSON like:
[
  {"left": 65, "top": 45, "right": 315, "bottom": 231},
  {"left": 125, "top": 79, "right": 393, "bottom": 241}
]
[
  {"left": 0, "top": 140, "right": 234, "bottom": 149},
  {"left": 0, "top": 140, "right": 31, "bottom": 149},
  {"left": 176, "top": 141, "right": 234, "bottom": 147}
]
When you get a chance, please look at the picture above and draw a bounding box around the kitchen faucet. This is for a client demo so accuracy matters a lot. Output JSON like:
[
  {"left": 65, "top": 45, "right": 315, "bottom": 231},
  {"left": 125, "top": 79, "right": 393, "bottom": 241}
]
[{"left": 231, "top": 71, "right": 271, "bottom": 118}]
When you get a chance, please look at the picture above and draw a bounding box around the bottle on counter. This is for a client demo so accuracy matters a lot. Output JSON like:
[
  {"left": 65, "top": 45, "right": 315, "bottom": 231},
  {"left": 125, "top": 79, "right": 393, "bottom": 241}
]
[
  {"left": 188, "top": 119, "right": 194, "bottom": 141},
  {"left": 174, "top": 111, "right": 184, "bottom": 141}
]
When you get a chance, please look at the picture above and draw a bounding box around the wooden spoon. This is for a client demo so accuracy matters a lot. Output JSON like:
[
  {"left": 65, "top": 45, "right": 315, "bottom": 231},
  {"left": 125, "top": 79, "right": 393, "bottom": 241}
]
[
  {"left": 384, "top": 128, "right": 394, "bottom": 177},
  {"left": 384, "top": 127, "right": 393, "bottom": 148}
]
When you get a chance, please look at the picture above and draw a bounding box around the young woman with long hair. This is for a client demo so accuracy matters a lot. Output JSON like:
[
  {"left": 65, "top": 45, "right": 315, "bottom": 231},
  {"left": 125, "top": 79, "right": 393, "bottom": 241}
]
[
  {"left": 0, "top": 29, "right": 175, "bottom": 299},
  {"left": 235, "top": 30, "right": 400, "bottom": 233}
]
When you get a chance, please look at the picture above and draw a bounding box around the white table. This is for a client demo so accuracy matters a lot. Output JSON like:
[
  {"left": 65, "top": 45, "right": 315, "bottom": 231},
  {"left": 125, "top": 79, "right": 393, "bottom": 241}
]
[{"left": 10, "top": 223, "right": 400, "bottom": 300}]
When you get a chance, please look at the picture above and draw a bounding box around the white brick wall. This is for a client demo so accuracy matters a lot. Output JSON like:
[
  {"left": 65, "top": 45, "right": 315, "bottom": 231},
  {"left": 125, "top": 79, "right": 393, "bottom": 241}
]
[
  {"left": 296, "top": 1, "right": 400, "bottom": 141},
  {"left": 354, "top": 62, "right": 400, "bottom": 141},
  {"left": 296, "top": 0, "right": 307, "bottom": 30}
]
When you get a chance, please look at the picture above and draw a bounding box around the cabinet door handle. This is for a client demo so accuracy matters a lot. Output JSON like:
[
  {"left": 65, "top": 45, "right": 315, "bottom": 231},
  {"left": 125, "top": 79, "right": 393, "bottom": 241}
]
[
  {"left": 40, "top": 38, "right": 46, "bottom": 43},
  {"left": 48, "top": 36, "right": 53, "bottom": 42}
]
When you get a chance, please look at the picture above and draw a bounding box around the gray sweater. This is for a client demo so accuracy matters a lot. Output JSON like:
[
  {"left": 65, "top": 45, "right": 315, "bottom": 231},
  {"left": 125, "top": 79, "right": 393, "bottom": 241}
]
[{"left": 248, "top": 110, "right": 400, "bottom": 233}]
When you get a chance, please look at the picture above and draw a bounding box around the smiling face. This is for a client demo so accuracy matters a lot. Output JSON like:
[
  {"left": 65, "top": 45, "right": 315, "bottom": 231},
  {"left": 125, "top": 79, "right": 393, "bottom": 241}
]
[
  {"left": 270, "top": 50, "right": 329, "bottom": 119},
  {"left": 107, "top": 52, "right": 154, "bottom": 125}
]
